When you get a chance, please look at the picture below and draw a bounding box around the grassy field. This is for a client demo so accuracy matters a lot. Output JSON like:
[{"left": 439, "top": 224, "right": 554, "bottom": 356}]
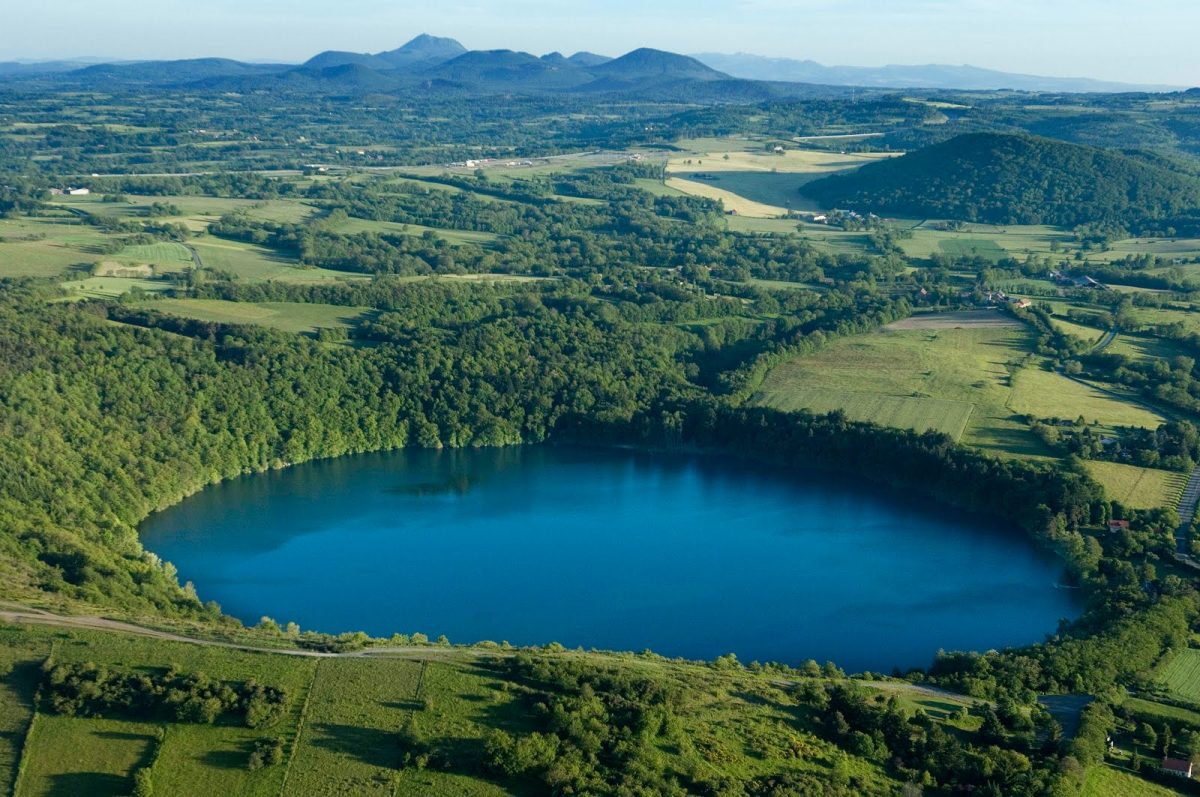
[
  {"left": 1158, "top": 648, "right": 1200, "bottom": 704},
  {"left": 664, "top": 176, "right": 790, "bottom": 217},
  {"left": 327, "top": 216, "right": 498, "bottom": 246},
  {"left": 1081, "top": 764, "right": 1184, "bottom": 797},
  {"left": 286, "top": 658, "right": 424, "bottom": 795},
  {"left": 752, "top": 321, "right": 1050, "bottom": 458},
  {"left": 664, "top": 138, "right": 897, "bottom": 217},
  {"left": 148, "top": 298, "right": 373, "bottom": 334},
  {"left": 1009, "top": 368, "right": 1165, "bottom": 428},
  {"left": 26, "top": 630, "right": 320, "bottom": 797},
  {"left": 17, "top": 716, "right": 159, "bottom": 797},
  {"left": 0, "top": 635, "right": 44, "bottom": 795},
  {"left": 189, "top": 235, "right": 358, "bottom": 284},
  {"left": 937, "top": 239, "right": 1008, "bottom": 260},
  {"left": 900, "top": 223, "right": 1072, "bottom": 261},
  {"left": 0, "top": 217, "right": 108, "bottom": 277},
  {"left": 60, "top": 277, "right": 175, "bottom": 298},
  {"left": 117, "top": 241, "right": 194, "bottom": 269},
  {"left": 1084, "top": 461, "right": 1186, "bottom": 510},
  {"left": 0, "top": 622, "right": 927, "bottom": 797}
]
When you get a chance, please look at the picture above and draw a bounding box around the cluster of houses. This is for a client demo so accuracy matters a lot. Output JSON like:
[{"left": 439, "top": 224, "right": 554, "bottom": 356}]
[
  {"left": 448, "top": 158, "right": 537, "bottom": 169},
  {"left": 977, "top": 290, "right": 1032, "bottom": 310}
]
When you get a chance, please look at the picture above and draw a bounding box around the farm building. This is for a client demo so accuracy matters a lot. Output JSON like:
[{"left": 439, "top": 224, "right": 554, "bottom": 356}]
[
  {"left": 1161, "top": 757, "right": 1194, "bottom": 778},
  {"left": 1011, "top": 298, "right": 1033, "bottom": 309},
  {"left": 1108, "top": 519, "right": 1131, "bottom": 533}
]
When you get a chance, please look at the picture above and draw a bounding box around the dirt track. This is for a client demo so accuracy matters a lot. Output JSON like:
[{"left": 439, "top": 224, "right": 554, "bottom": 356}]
[{"left": 0, "top": 605, "right": 463, "bottom": 659}]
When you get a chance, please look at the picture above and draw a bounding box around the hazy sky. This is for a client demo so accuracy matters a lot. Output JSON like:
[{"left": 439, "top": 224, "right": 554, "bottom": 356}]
[{"left": 3, "top": 0, "right": 1197, "bottom": 85}]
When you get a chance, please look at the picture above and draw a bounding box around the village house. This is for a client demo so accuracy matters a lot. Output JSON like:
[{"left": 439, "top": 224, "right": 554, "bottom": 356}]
[
  {"left": 1108, "top": 519, "right": 1131, "bottom": 533},
  {"left": 1161, "top": 757, "right": 1194, "bottom": 779},
  {"left": 1011, "top": 298, "right": 1033, "bottom": 310}
]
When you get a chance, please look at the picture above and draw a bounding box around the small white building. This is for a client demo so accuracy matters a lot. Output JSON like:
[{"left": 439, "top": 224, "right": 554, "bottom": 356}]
[{"left": 67, "top": 187, "right": 90, "bottom": 196}]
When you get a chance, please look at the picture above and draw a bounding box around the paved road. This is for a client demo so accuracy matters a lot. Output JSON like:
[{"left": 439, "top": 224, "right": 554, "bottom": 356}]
[
  {"left": 1092, "top": 329, "right": 1117, "bottom": 353},
  {"left": 1176, "top": 466, "right": 1200, "bottom": 554},
  {"left": 184, "top": 243, "right": 204, "bottom": 270}
]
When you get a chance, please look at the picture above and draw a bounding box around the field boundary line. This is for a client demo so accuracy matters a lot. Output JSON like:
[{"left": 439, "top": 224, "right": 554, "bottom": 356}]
[
  {"left": 278, "top": 659, "right": 321, "bottom": 797},
  {"left": 11, "top": 640, "right": 56, "bottom": 797}
]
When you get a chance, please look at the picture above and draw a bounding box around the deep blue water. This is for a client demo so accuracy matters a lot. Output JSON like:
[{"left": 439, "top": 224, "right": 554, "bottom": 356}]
[{"left": 140, "top": 446, "right": 1080, "bottom": 672}]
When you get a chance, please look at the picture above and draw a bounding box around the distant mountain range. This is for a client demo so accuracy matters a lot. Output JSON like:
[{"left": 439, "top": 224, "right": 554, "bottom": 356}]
[
  {"left": 691, "top": 53, "right": 1185, "bottom": 93},
  {"left": 3, "top": 35, "right": 1189, "bottom": 97},
  {"left": 3, "top": 36, "right": 843, "bottom": 102}
]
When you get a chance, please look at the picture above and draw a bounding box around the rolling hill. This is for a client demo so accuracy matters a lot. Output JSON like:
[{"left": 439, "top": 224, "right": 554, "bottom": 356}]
[{"left": 803, "top": 132, "right": 1200, "bottom": 227}]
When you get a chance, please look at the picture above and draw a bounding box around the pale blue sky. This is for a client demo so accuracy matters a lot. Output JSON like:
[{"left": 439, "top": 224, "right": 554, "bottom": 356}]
[{"left": 3, "top": 0, "right": 1197, "bottom": 85}]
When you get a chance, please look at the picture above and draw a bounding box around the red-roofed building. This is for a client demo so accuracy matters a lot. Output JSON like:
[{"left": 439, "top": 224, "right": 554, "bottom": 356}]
[
  {"left": 1108, "top": 520, "right": 1131, "bottom": 533},
  {"left": 1162, "top": 757, "right": 1193, "bottom": 778}
]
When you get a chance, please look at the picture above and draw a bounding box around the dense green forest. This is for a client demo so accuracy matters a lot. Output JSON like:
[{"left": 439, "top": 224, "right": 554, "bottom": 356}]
[{"left": 804, "top": 133, "right": 1200, "bottom": 231}]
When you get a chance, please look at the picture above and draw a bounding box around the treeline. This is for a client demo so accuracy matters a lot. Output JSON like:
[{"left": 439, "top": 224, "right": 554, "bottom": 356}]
[
  {"left": 42, "top": 662, "right": 287, "bottom": 727},
  {"left": 1034, "top": 419, "right": 1200, "bottom": 472}
]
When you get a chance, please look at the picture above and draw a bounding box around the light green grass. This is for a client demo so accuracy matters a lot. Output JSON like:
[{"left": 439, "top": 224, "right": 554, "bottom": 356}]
[
  {"left": 1009, "top": 368, "right": 1165, "bottom": 429},
  {"left": 286, "top": 658, "right": 423, "bottom": 796},
  {"left": 60, "top": 277, "right": 175, "bottom": 298},
  {"left": 328, "top": 217, "right": 497, "bottom": 246},
  {"left": 17, "top": 716, "right": 158, "bottom": 797},
  {"left": 191, "top": 235, "right": 360, "bottom": 283},
  {"left": 1158, "top": 648, "right": 1200, "bottom": 704},
  {"left": 1085, "top": 461, "right": 1186, "bottom": 510},
  {"left": 0, "top": 218, "right": 108, "bottom": 277},
  {"left": 1050, "top": 317, "right": 1105, "bottom": 345},
  {"left": 1106, "top": 334, "right": 1187, "bottom": 364},
  {"left": 1123, "top": 696, "right": 1200, "bottom": 727},
  {"left": 43, "top": 630, "right": 319, "bottom": 796},
  {"left": 0, "top": 636, "right": 44, "bottom": 796},
  {"left": 148, "top": 299, "right": 372, "bottom": 334},
  {"left": 938, "top": 239, "right": 1007, "bottom": 260},
  {"left": 1081, "top": 764, "right": 1183, "bottom": 797},
  {"left": 752, "top": 325, "right": 1049, "bottom": 458},
  {"left": 118, "top": 241, "right": 194, "bottom": 268},
  {"left": 756, "top": 386, "right": 975, "bottom": 439},
  {"left": 675, "top": 172, "right": 823, "bottom": 213}
]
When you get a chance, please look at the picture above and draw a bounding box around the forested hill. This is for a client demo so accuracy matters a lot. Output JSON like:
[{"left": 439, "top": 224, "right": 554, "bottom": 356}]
[{"left": 803, "top": 132, "right": 1200, "bottom": 229}]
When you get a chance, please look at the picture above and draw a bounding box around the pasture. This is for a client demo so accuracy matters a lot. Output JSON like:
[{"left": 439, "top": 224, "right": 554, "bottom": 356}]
[
  {"left": 17, "top": 716, "right": 159, "bottom": 797},
  {"left": 147, "top": 299, "right": 373, "bottom": 335},
  {"left": 0, "top": 636, "right": 43, "bottom": 795},
  {"left": 1157, "top": 647, "right": 1200, "bottom": 704},
  {"left": 752, "top": 322, "right": 1049, "bottom": 458},
  {"left": 665, "top": 138, "right": 897, "bottom": 217},
  {"left": 1084, "top": 461, "right": 1186, "bottom": 510},
  {"left": 285, "top": 658, "right": 423, "bottom": 795},
  {"left": 664, "top": 177, "right": 789, "bottom": 217},
  {"left": 0, "top": 217, "right": 108, "bottom": 278},
  {"left": 1080, "top": 764, "right": 1182, "bottom": 797},
  {"left": 327, "top": 216, "right": 497, "bottom": 246},
  {"left": 1008, "top": 368, "right": 1165, "bottom": 429},
  {"left": 0, "top": 621, "right": 921, "bottom": 797}
]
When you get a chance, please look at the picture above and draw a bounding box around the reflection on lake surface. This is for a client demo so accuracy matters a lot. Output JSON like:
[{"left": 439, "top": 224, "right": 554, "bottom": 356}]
[{"left": 140, "top": 446, "right": 1079, "bottom": 672}]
